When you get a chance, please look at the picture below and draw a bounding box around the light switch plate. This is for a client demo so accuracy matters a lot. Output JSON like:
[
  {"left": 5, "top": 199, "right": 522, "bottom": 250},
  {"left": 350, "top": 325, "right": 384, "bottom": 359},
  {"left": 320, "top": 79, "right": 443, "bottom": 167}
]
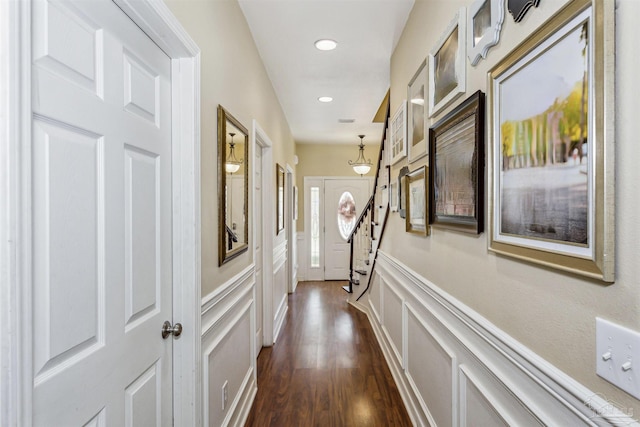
[{"left": 596, "top": 317, "right": 640, "bottom": 398}]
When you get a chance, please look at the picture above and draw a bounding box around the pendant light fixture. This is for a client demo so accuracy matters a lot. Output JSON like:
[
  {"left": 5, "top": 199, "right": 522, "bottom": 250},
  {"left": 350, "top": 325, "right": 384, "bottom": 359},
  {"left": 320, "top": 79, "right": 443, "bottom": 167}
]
[
  {"left": 225, "top": 132, "right": 243, "bottom": 174},
  {"left": 348, "top": 134, "right": 372, "bottom": 176}
]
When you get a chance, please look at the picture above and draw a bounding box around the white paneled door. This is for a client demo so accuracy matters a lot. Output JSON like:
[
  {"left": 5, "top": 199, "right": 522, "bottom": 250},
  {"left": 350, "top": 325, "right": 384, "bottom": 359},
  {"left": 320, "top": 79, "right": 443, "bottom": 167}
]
[
  {"left": 323, "top": 179, "right": 371, "bottom": 280},
  {"left": 31, "top": 0, "right": 173, "bottom": 424}
]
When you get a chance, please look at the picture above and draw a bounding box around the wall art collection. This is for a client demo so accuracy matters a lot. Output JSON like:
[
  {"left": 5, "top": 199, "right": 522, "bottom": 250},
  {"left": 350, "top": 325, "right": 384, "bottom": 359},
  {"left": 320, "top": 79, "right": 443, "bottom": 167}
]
[{"left": 391, "top": 0, "right": 615, "bottom": 282}]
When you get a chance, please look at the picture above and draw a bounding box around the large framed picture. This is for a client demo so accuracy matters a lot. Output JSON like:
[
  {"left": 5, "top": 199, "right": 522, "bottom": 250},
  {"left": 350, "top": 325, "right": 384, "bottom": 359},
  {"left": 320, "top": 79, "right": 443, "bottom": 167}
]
[
  {"left": 488, "top": 0, "right": 615, "bottom": 282},
  {"left": 429, "top": 7, "right": 466, "bottom": 117},
  {"left": 405, "top": 166, "right": 429, "bottom": 236},
  {"left": 467, "top": 0, "right": 505, "bottom": 66},
  {"left": 407, "top": 61, "right": 428, "bottom": 163},
  {"left": 276, "top": 163, "right": 285, "bottom": 235},
  {"left": 429, "top": 91, "right": 484, "bottom": 234},
  {"left": 390, "top": 101, "right": 407, "bottom": 165}
]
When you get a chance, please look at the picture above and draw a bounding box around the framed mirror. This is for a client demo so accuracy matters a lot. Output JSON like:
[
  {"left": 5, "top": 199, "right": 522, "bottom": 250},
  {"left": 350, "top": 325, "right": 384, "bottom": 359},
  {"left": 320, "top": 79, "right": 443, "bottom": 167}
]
[{"left": 218, "top": 105, "right": 249, "bottom": 265}]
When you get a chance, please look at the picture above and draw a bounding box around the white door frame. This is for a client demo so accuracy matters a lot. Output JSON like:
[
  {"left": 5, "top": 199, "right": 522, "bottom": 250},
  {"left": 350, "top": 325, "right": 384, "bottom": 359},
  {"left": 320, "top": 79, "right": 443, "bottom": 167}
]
[
  {"left": 285, "top": 164, "right": 295, "bottom": 293},
  {"left": 252, "top": 120, "right": 275, "bottom": 347},
  {"left": 0, "top": 1, "right": 202, "bottom": 425}
]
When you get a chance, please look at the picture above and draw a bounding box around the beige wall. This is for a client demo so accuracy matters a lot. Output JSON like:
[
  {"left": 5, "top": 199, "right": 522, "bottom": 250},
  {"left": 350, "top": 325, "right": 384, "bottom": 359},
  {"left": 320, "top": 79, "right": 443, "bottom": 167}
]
[
  {"left": 295, "top": 142, "right": 379, "bottom": 231},
  {"left": 387, "top": 0, "right": 640, "bottom": 412},
  {"left": 165, "top": 0, "right": 296, "bottom": 296}
]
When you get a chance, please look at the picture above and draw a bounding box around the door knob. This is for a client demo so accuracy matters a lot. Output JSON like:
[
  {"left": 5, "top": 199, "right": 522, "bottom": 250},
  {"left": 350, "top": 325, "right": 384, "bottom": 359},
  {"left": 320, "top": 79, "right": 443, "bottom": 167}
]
[{"left": 162, "top": 321, "right": 183, "bottom": 339}]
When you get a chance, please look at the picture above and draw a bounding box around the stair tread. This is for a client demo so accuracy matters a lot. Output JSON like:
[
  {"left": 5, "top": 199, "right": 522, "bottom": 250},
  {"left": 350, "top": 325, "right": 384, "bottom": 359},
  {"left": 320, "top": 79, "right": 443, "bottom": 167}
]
[
  {"left": 342, "top": 285, "right": 353, "bottom": 293},
  {"left": 354, "top": 269, "right": 367, "bottom": 276}
]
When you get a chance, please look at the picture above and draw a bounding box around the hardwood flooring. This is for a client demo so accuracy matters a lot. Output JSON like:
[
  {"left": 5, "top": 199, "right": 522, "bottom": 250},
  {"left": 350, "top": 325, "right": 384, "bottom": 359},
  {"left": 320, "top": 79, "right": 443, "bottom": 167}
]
[{"left": 245, "top": 281, "right": 412, "bottom": 426}]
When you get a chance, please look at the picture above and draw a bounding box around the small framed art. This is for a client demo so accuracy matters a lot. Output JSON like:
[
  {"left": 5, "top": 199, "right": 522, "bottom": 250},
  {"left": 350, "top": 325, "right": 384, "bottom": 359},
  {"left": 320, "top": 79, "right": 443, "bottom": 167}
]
[
  {"left": 429, "top": 7, "right": 467, "bottom": 117},
  {"left": 407, "top": 61, "right": 428, "bottom": 163},
  {"left": 405, "top": 166, "right": 429, "bottom": 236},
  {"left": 390, "top": 101, "right": 407, "bottom": 165}
]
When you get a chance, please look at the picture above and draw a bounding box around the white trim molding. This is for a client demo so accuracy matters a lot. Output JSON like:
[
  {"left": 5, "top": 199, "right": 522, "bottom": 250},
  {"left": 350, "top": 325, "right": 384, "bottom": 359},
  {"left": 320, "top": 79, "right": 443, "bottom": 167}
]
[{"left": 355, "top": 251, "right": 639, "bottom": 426}]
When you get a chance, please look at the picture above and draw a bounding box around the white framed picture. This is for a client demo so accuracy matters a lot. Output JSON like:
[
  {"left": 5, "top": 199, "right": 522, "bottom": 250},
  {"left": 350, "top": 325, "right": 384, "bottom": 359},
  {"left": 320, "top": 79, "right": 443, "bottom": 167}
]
[
  {"left": 468, "top": 0, "right": 505, "bottom": 66},
  {"left": 429, "top": 7, "right": 467, "bottom": 117},
  {"left": 390, "top": 101, "right": 407, "bottom": 165},
  {"left": 407, "top": 60, "right": 428, "bottom": 163}
]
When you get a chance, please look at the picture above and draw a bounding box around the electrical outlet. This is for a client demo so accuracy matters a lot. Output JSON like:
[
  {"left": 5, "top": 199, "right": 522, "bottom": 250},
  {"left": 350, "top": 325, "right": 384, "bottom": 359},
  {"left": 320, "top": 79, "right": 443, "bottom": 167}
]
[
  {"left": 596, "top": 317, "right": 640, "bottom": 398},
  {"left": 222, "top": 380, "right": 229, "bottom": 411}
]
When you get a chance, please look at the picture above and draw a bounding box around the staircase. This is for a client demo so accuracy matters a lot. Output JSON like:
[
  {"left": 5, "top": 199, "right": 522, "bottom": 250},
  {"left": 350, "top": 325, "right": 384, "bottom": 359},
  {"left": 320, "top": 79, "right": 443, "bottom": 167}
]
[{"left": 344, "top": 103, "right": 391, "bottom": 300}]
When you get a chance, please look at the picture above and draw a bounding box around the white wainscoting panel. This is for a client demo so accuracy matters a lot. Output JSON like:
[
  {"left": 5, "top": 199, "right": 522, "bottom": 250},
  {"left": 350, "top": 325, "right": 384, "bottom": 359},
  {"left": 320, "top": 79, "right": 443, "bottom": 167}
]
[
  {"left": 405, "top": 303, "right": 456, "bottom": 427},
  {"left": 273, "top": 240, "right": 288, "bottom": 342},
  {"left": 369, "top": 273, "right": 382, "bottom": 324},
  {"left": 201, "top": 265, "right": 256, "bottom": 427},
  {"left": 355, "top": 251, "right": 638, "bottom": 427},
  {"left": 381, "top": 279, "right": 403, "bottom": 368}
]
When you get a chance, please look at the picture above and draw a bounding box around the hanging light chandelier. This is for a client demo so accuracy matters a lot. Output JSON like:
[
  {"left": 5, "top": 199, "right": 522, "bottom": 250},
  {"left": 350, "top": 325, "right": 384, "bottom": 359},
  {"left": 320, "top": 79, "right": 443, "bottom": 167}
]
[
  {"left": 348, "top": 134, "right": 372, "bottom": 176},
  {"left": 225, "top": 132, "right": 243, "bottom": 174}
]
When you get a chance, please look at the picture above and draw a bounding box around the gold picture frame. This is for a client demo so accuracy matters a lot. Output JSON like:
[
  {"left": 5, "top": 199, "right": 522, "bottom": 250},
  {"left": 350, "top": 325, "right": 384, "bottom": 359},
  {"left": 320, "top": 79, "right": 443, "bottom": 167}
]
[
  {"left": 488, "top": 0, "right": 615, "bottom": 282},
  {"left": 405, "top": 166, "right": 429, "bottom": 236}
]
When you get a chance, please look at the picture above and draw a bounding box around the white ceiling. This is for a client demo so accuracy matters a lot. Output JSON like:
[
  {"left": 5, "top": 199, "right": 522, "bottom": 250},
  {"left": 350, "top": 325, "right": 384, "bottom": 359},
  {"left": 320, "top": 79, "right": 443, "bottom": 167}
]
[{"left": 238, "top": 0, "right": 414, "bottom": 145}]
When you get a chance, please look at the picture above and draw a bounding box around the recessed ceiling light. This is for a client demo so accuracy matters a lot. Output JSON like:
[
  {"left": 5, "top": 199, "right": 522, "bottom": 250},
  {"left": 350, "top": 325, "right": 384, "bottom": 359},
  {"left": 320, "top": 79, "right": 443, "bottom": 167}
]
[
  {"left": 315, "top": 39, "right": 337, "bottom": 51},
  {"left": 318, "top": 96, "right": 333, "bottom": 103}
]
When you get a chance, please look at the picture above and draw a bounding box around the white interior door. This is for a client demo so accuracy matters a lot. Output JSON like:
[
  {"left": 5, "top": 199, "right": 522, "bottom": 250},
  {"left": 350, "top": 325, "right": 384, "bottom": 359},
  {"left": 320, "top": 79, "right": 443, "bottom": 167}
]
[
  {"left": 31, "top": 0, "right": 173, "bottom": 424},
  {"left": 254, "top": 146, "right": 263, "bottom": 354},
  {"left": 323, "top": 179, "right": 371, "bottom": 280}
]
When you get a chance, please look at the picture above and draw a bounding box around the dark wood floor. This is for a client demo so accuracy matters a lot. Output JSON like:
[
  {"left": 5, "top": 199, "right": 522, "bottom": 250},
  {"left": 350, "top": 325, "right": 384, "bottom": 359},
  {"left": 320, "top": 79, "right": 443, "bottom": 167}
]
[{"left": 245, "top": 281, "right": 412, "bottom": 426}]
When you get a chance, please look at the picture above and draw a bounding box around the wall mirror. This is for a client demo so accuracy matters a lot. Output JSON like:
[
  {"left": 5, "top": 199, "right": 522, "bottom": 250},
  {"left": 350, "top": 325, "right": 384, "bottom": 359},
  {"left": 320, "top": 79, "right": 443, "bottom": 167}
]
[{"left": 218, "top": 105, "right": 249, "bottom": 265}]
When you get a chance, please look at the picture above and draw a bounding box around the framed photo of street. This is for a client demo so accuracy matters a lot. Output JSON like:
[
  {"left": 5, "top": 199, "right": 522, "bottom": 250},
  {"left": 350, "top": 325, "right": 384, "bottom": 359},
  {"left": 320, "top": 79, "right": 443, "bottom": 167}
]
[
  {"left": 407, "top": 61, "right": 428, "bottom": 163},
  {"left": 488, "top": 0, "right": 615, "bottom": 282},
  {"left": 429, "top": 91, "right": 484, "bottom": 234}
]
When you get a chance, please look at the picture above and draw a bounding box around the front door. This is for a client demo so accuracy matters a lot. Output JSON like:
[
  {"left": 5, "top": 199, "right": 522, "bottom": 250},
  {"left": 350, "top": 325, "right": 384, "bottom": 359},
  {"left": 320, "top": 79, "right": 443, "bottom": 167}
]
[
  {"left": 323, "top": 179, "right": 371, "bottom": 280},
  {"left": 31, "top": 0, "right": 173, "bottom": 424}
]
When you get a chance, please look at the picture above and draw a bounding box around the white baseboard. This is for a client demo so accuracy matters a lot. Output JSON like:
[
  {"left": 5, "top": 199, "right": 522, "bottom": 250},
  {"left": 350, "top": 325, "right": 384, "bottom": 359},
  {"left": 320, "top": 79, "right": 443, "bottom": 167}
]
[{"left": 356, "top": 251, "right": 639, "bottom": 426}]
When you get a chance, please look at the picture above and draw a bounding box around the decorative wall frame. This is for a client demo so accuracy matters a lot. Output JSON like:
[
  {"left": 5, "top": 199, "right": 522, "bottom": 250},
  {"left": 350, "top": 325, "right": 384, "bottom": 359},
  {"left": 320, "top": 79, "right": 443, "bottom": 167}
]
[
  {"left": 429, "top": 7, "right": 466, "bottom": 117},
  {"left": 389, "top": 176, "right": 399, "bottom": 212},
  {"left": 429, "top": 90, "right": 484, "bottom": 234},
  {"left": 407, "top": 61, "right": 428, "bottom": 163},
  {"left": 488, "top": 0, "right": 615, "bottom": 282},
  {"left": 390, "top": 101, "right": 408, "bottom": 165},
  {"left": 508, "top": 0, "right": 540, "bottom": 23},
  {"left": 276, "top": 163, "right": 285, "bottom": 235},
  {"left": 468, "top": 0, "right": 505, "bottom": 66},
  {"left": 398, "top": 166, "right": 410, "bottom": 219},
  {"left": 405, "top": 166, "right": 429, "bottom": 236}
]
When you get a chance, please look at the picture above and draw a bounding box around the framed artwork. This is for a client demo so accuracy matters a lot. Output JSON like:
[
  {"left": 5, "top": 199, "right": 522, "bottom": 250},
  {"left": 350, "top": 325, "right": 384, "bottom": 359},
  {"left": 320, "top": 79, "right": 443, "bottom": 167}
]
[
  {"left": 508, "top": 0, "right": 540, "bottom": 23},
  {"left": 390, "top": 101, "right": 407, "bottom": 165},
  {"left": 429, "top": 8, "right": 466, "bottom": 117},
  {"left": 398, "top": 166, "right": 409, "bottom": 219},
  {"left": 405, "top": 166, "right": 429, "bottom": 236},
  {"left": 276, "top": 163, "right": 285, "bottom": 235},
  {"left": 407, "top": 61, "right": 428, "bottom": 163},
  {"left": 389, "top": 178, "right": 399, "bottom": 212},
  {"left": 488, "top": 0, "right": 615, "bottom": 282},
  {"left": 429, "top": 91, "right": 484, "bottom": 234},
  {"left": 468, "top": 0, "right": 505, "bottom": 66}
]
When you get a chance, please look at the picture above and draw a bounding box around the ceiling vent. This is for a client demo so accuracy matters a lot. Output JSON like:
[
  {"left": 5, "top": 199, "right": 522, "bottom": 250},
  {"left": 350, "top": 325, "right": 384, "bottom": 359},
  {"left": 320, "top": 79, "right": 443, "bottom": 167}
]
[{"left": 338, "top": 119, "right": 355, "bottom": 123}]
